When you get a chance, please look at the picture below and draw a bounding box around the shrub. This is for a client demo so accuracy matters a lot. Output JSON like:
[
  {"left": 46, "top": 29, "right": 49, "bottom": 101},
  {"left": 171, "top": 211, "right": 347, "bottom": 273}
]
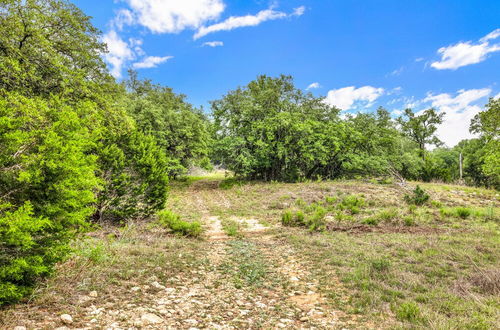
[
  {"left": 0, "top": 94, "right": 98, "bottom": 305},
  {"left": 157, "top": 210, "right": 202, "bottom": 237},
  {"left": 404, "top": 185, "right": 430, "bottom": 206},
  {"left": 395, "top": 302, "right": 421, "bottom": 322},
  {"left": 377, "top": 208, "right": 399, "bottom": 222},
  {"left": 309, "top": 206, "right": 327, "bottom": 231},
  {"left": 281, "top": 210, "right": 307, "bottom": 227},
  {"left": 222, "top": 219, "right": 242, "bottom": 237},
  {"left": 363, "top": 217, "right": 380, "bottom": 226},
  {"left": 340, "top": 195, "right": 365, "bottom": 214},
  {"left": 95, "top": 131, "right": 169, "bottom": 221}
]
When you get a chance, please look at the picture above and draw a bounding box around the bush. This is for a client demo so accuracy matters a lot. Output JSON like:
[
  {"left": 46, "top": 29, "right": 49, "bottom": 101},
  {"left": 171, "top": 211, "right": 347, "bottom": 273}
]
[
  {"left": 309, "top": 206, "right": 327, "bottom": 231},
  {"left": 157, "top": 210, "right": 202, "bottom": 237},
  {"left": 0, "top": 94, "right": 98, "bottom": 305},
  {"left": 404, "top": 185, "right": 430, "bottom": 206},
  {"left": 95, "top": 131, "right": 169, "bottom": 221},
  {"left": 339, "top": 195, "right": 365, "bottom": 214},
  {"left": 281, "top": 210, "right": 307, "bottom": 227}
]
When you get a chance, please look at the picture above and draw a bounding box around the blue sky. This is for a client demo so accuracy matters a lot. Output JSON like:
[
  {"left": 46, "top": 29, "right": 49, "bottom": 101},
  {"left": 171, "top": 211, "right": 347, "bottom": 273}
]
[{"left": 74, "top": 0, "right": 500, "bottom": 147}]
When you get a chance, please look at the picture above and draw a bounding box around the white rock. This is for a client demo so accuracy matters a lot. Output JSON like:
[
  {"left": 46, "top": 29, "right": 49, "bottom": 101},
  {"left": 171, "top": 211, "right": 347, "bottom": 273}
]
[
  {"left": 151, "top": 281, "right": 166, "bottom": 290},
  {"left": 89, "top": 290, "right": 98, "bottom": 297},
  {"left": 131, "top": 286, "right": 140, "bottom": 292},
  {"left": 184, "top": 319, "right": 198, "bottom": 325},
  {"left": 290, "top": 276, "right": 300, "bottom": 282},
  {"left": 13, "top": 327, "right": 27, "bottom": 330},
  {"left": 141, "top": 313, "right": 163, "bottom": 325},
  {"left": 60, "top": 314, "right": 73, "bottom": 324}
]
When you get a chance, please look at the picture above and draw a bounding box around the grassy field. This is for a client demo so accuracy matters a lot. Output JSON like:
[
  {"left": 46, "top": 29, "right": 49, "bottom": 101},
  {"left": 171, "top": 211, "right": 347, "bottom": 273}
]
[{"left": 1, "top": 174, "right": 499, "bottom": 329}]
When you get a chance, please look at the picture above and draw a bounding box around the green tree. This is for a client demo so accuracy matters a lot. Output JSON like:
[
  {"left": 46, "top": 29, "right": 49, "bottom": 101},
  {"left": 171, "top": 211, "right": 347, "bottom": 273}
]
[
  {"left": 397, "top": 108, "right": 445, "bottom": 159},
  {"left": 125, "top": 71, "right": 212, "bottom": 177},
  {"left": 468, "top": 97, "right": 500, "bottom": 188}
]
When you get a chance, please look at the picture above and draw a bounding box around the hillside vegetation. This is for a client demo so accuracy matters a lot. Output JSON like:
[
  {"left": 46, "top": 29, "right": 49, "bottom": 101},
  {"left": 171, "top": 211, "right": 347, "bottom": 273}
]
[{"left": 1, "top": 175, "right": 499, "bottom": 328}]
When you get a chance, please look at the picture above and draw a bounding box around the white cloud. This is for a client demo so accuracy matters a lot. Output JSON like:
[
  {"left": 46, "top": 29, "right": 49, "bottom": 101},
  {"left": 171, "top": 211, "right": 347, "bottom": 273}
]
[
  {"left": 133, "top": 55, "right": 173, "bottom": 69},
  {"left": 389, "top": 67, "right": 404, "bottom": 76},
  {"left": 423, "top": 88, "right": 491, "bottom": 146},
  {"left": 324, "top": 86, "right": 384, "bottom": 110},
  {"left": 203, "top": 40, "right": 224, "bottom": 47},
  {"left": 112, "top": 8, "right": 135, "bottom": 31},
  {"left": 194, "top": 6, "right": 304, "bottom": 39},
  {"left": 306, "top": 82, "right": 320, "bottom": 90},
  {"left": 480, "top": 28, "right": 500, "bottom": 43},
  {"left": 415, "top": 57, "right": 424, "bottom": 62},
  {"left": 102, "top": 30, "right": 135, "bottom": 78},
  {"left": 123, "top": 0, "right": 225, "bottom": 34},
  {"left": 431, "top": 29, "right": 500, "bottom": 70},
  {"left": 494, "top": 92, "right": 500, "bottom": 99}
]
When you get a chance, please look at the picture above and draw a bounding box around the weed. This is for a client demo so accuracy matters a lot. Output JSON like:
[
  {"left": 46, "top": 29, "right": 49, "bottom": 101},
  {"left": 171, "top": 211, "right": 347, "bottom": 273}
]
[
  {"left": 404, "top": 185, "right": 430, "bottom": 206},
  {"left": 403, "top": 216, "right": 416, "bottom": 226},
  {"left": 340, "top": 195, "right": 365, "bottom": 214},
  {"left": 455, "top": 207, "right": 472, "bottom": 219},
  {"left": 309, "top": 206, "right": 327, "bottom": 231},
  {"left": 377, "top": 208, "right": 399, "bottom": 222},
  {"left": 363, "top": 217, "right": 379, "bottom": 225},
  {"left": 395, "top": 302, "right": 421, "bottom": 322},
  {"left": 371, "top": 258, "right": 391, "bottom": 272},
  {"left": 222, "top": 219, "right": 242, "bottom": 237},
  {"left": 157, "top": 210, "right": 202, "bottom": 237}
]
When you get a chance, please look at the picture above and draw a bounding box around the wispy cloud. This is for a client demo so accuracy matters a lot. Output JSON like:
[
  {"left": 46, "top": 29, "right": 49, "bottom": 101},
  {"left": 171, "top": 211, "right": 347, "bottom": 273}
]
[
  {"left": 194, "top": 6, "right": 305, "bottom": 39},
  {"left": 203, "top": 40, "right": 224, "bottom": 47},
  {"left": 431, "top": 28, "right": 500, "bottom": 70},
  {"left": 102, "top": 30, "right": 135, "bottom": 78},
  {"left": 306, "top": 82, "right": 321, "bottom": 90},
  {"left": 133, "top": 56, "right": 173, "bottom": 69}
]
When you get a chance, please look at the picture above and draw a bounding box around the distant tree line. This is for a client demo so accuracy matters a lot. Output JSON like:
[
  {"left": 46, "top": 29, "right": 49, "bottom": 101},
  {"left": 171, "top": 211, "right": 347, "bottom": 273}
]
[
  {"left": 0, "top": 0, "right": 498, "bottom": 305},
  {"left": 212, "top": 75, "right": 499, "bottom": 188}
]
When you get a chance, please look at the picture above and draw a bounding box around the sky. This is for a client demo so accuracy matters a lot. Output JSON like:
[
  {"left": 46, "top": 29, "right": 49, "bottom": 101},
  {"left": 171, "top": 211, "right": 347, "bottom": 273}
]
[{"left": 74, "top": 0, "right": 500, "bottom": 147}]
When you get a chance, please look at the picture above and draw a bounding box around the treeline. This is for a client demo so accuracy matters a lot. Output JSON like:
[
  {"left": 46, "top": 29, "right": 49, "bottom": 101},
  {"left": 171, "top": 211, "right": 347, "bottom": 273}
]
[
  {"left": 0, "top": 0, "right": 498, "bottom": 305},
  {"left": 212, "top": 75, "right": 499, "bottom": 187}
]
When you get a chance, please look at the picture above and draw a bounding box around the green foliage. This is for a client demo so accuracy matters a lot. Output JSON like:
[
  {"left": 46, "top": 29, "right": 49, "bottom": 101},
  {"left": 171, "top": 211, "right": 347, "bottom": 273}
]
[
  {"left": 125, "top": 71, "right": 212, "bottom": 177},
  {"left": 95, "top": 130, "right": 169, "bottom": 221},
  {"left": 212, "top": 75, "right": 401, "bottom": 181},
  {"left": 404, "top": 186, "right": 430, "bottom": 206},
  {"left": 339, "top": 195, "right": 365, "bottom": 214},
  {"left": 455, "top": 207, "right": 472, "bottom": 219},
  {"left": 221, "top": 219, "right": 242, "bottom": 237},
  {"left": 395, "top": 302, "right": 421, "bottom": 323},
  {"left": 0, "top": 93, "right": 98, "bottom": 305},
  {"left": 281, "top": 210, "right": 307, "bottom": 227},
  {"left": 157, "top": 210, "right": 202, "bottom": 238},
  {"left": 397, "top": 108, "right": 444, "bottom": 158}
]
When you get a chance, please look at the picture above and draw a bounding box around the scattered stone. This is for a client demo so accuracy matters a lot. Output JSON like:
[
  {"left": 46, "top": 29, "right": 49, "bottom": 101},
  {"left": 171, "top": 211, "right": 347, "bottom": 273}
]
[
  {"left": 141, "top": 313, "right": 163, "bottom": 325},
  {"left": 151, "top": 281, "right": 166, "bottom": 290},
  {"left": 130, "top": 286, "right": 140, "bottom": 292},
  {"left": 13, "top": 326, "right": 27, "bottom": 330},
  {"left": 60, "top": 314, "right": 73, "bottom": 324},
  {"left": 300, "top": 316, "right": 308, "bottom": 322},
  {"left": 290, "top": 276, "right": 299, "bottom": 282},
  {"left": 89, "top": 290, "right": 98, "bottom": 297}
]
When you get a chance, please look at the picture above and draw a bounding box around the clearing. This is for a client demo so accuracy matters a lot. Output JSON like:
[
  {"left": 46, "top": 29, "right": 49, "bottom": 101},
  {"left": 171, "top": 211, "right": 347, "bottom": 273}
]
[{"left": 1, "top": 175, "right": 499, "bottom": 329}]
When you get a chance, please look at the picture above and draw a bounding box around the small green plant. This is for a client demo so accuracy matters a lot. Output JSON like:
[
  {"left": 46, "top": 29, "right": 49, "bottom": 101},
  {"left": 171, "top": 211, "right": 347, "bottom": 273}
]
[
  {"left": 371, "top": 258, "right": 391, "bottom": 272},
  {"left": 157, "top": 210, "right": 202, "bottom": 237},
  {"left": 339, "top": 195, "right": 365, "bottom": 214},
  {"left": 404, "top": 185, "right": 430, "bottom": 206},
  {"left": 281, "top": 210, "right": 294, "bottom": 226},
  {"left": 403, "top": 216, "right": 416, "bottom": 226},
  {"left": 222, "top": 219, "right": 242, "bottom": 237},
  {"left": 309, "top": 206, "right": 327, "bottom": 231},
  {"left": 377, "top": 208, "right": 399, "bottom": 222},
  {"left": 455, "top": 207, "right": 472, "bottom": 219},
  {"left": 395, "top": 302, "right": 421, "bottom": 322},
  {"left": 325, "top": 196, "right": 338, "bottom": 204},
  {"left": 363, "top": 217, "right": 379, "bottom": 225}
]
